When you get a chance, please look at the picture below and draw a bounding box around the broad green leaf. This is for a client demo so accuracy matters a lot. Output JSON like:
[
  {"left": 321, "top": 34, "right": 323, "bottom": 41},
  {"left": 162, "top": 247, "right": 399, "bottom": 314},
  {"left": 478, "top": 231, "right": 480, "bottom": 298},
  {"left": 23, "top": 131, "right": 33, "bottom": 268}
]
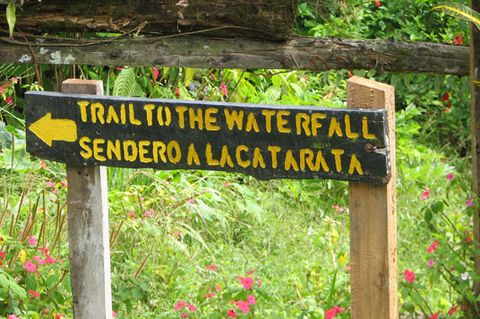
[
  {"left": 184, "top": 68, "right": 195, "bottom": 87},
  {"left": 6, "top": 1, "right": 16, "bottom": 38}
]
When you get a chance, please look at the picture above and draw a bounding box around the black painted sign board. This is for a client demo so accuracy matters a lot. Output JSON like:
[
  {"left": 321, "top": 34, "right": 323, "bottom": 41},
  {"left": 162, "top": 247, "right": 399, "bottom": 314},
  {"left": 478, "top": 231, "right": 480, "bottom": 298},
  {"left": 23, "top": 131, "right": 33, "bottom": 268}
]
[{"left": 25, "top": 91, "right": 391, "bottom": 184}]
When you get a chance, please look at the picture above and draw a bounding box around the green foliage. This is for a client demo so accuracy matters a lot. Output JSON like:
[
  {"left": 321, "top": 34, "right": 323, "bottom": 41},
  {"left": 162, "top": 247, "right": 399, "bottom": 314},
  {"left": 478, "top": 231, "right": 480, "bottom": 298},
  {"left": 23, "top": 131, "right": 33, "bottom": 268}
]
[
  {"left": 6, "top": 1, "right": 16, "bottom": 38},
  {"left": 434, "top": 3, "right": 480, "bottom": 29}
]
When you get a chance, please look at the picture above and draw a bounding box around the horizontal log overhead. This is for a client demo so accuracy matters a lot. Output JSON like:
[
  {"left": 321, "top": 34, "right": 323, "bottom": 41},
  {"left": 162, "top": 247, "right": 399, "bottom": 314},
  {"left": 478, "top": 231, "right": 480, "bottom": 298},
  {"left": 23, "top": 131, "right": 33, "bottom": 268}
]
[
  {"left": 0, "top": 35, "right": 469, "bottom": 75},
  {"left": 0, "top": 0, "right": 296, "bottom": 41}
]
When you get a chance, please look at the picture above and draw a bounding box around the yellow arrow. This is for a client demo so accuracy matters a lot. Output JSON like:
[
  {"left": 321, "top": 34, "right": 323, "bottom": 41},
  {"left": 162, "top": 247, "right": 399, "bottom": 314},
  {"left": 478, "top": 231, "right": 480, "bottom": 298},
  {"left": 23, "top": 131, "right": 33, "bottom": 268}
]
[{"left": 29, "top": 113, "right": 77, "bottom": 147}]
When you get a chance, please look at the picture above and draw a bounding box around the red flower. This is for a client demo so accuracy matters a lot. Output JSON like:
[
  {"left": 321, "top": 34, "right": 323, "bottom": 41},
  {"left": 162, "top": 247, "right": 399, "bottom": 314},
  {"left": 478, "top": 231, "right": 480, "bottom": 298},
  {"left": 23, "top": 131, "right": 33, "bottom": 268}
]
[
  {"left": 227, "top": 309, "right": 236, "bottom": 318},
  {"left": 448, "top": 305, "right": 458, "bottom": 316},
  {"left": 55, "top": 314, "right": 65, "bottom": 319},
  {"left": 5, "top": 96, "right": 13, "bottom": 105},
  {"left": 40, "top": 160, "right": 47, "bottom": 169},
  {"left": 28, "top": 290, "right": 40, "bottom": 298},
  {"left": 429, "top": 312, "right": 440, "bottom": 319},
  {"left": 427, "top": 240, "right": 440, "bottom": 253},
  {"left": 404, "top": 269, "right": 415, "bottom": 283},
  {"left": 348, "top": 70, "right": 353, "bottom": 78},
  {"left": 375, "top": 0, "right": 381, "bottom": 7},
  {"left": 454, "top": 35, "right": 464, "bottom": 45},
  {"left": 205, "top": 264, "right": 218, "bottom": 271},
  {"left": 152, "top": 67, "right": 159, "bottom": 80},
  {"left": 440, "top": 92, "right": 450, "bottom": 101},
  {"left": 174, "top": 301, "right": 186, "bottom": 311},
  {"left": 466, "top": 231, "right": 473, "bottom": 243},
  {"left": 421, "top": 188, "right": 430, "bottom": 200},
  {"left": 220, "top": 83, "right": 229, "bottom": 96}
]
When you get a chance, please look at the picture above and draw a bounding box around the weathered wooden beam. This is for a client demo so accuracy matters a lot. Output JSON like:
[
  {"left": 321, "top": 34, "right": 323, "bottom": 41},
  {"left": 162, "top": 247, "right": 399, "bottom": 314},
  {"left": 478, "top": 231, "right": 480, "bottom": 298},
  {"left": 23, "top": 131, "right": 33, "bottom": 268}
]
[
  {"left": 0, "top": 0, "right": 296, "bottom": 41},
  {"left": 0, "top": 35, "right": 469, "bottom": 75}
]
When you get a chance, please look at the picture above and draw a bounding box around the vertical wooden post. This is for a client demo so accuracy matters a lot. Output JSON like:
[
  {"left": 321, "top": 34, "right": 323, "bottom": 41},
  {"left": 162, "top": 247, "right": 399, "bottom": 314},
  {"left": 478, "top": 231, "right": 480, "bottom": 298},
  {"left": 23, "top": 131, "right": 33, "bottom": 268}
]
[
  {"left": 471, "top": 0, "right": 480, "bottom": 298},
  {"left": 347, "top": 76, "right": 397, "bottom": 319},
  {"left": 62, "top": 79, "right": 112, "bottom": 319}
]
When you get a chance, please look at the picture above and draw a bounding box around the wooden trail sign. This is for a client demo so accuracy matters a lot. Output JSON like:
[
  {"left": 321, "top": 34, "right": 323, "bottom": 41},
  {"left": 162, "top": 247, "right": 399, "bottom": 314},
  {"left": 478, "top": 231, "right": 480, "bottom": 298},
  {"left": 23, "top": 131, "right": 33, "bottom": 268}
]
[{"left": 25, "top": 92, "right": 391, "bottom": 184}]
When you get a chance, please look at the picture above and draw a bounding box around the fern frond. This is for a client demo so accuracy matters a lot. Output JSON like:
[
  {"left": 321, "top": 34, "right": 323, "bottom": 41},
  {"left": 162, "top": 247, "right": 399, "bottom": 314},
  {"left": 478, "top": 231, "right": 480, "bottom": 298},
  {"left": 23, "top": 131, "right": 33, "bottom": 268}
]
[
  {"left": 113, "top": 67, "right": 145, "bottom": 97},
  {"left": 434, "top": 3, "right": 480, "bottom": 30}
]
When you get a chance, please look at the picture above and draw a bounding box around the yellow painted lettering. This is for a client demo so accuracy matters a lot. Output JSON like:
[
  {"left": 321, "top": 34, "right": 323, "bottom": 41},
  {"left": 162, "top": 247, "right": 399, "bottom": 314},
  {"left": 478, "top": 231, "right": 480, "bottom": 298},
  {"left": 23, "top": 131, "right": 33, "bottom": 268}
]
[
  {"left": 120, "top": 104, "right": 127, "bottom": 124},
  {"left": 348, "top": 154, "right": 364, "bottom": 175},
  {"left": 331, "top": 149, "right": 345, "bottom": 173},
  {"left": 220, "top": 145, "right": 234, "bottom": 168},
  {"left": 300, "top": 148, "right": 315, "bottom": 171},
  {"left": 92, "top": 139, "right": 106, "bottom": 161},
  {"left": 311, "top": 113, "right": 326, "bottom": 136},
  {"left": 167, "top": 141, "right": 181, "bottom": 164},
  {"left": 206, "top": 143, "right": 220, "bottom": 166},
  {"left": 152, "top": 141, "right": 167, "bottom": 163},
  {"left": 362, "top": 116, "right": 376, "bottom": 139},
  {"left": 91, "top": 102, "right": 105, "bottom": 124},
  {"left": 314, "top": 151, "right": 329, "bottom": 172},
  {"left": 284, "top": 150, "right": 299, "bottom": 171},
  {"left": 224, "top": 109, "right": 244, "bottom": 130},
  {"left": 106, "top": 105, "right": 120, "bottom": 124},
  {"left": 164, "top": 106, "right": 172, "bottom": 126},
  {"left": 189, "top": 107, "right": 203, "bottom": 130},
  {"left": 79, "top": 136, "right": 92, "bottom": 159},
  {"left": 107, "top": 139, "right": 121, "bottom": 160},
  {"left": 295, "top": 113, "right": 311, "bottom": 136},
  {"left": 261, "top": 109, "right": 276, "bottom": 133},
  {"left": 345, "top": 114, "right": 359, "bottom": 139},
  {"left": 205, "top": 108, "right": 220, "bottom": 131},
  {"left": 267, "top": 146, "right": 281, "bottom": 169},
  {"left": 123, "top": 140, "right": 138, "bottom": 162},
  {"left": 138, "top": 141, "right": 152, "bottom": 163},
  {"left": 143, "top": 104, "right": 155, "bottom": 126},
  {"left": 176, "top": 106, "right": 188, "bottom": 129},
  {"left": 252, "top": 147, "right": 266, "bottom": 169},
  {"left": 236, "top": 145, "right": 250, "bottom": 168},
  {"left": 245, "top": 112, "right": 260, "bottom": 133},
  {"left": 187, "top": 143, "right": 201, "bottom": 166},
  {"left": 77, "top": 101, "right": 89, "bottom": 122},
  {"left": 128, "top": 103, "right": 142, "bottom": 125},
  {"left": 276, "top": 110, "right": 291, "bottom": 133},
  {"left": 328, "top": 117, "right": 343, "bottom": 138}
]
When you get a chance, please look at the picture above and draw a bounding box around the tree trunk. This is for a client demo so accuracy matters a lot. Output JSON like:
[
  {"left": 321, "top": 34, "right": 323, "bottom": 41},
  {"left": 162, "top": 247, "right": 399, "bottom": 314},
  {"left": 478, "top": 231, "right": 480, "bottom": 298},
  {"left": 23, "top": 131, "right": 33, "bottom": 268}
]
[{"left": 0, "top": 0, "right": 297, "bottom": 41}]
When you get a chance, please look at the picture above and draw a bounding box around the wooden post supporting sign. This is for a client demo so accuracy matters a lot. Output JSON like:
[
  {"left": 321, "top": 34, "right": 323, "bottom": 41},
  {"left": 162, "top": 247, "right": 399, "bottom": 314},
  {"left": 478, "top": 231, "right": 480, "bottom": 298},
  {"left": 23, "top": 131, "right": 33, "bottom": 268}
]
[
  {"left": 62, "top": 79, "right": 112, "bottom": 319},
  {"left": 347, "top": 76, "right": 397, "bottom": 319}
]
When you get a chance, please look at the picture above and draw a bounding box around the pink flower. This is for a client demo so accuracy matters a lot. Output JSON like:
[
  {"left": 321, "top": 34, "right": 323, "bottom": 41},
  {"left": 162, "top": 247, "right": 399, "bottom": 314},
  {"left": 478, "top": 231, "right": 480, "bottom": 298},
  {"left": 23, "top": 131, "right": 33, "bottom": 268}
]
[
  {"left": 427, "top": 259, "right": 435, "bottom": 268},
  {"left": 332, "top": 204, "right": 345, "bottom": 213},
  {"left": 24, "top": 260, "right": 37, "bottom": 273},
  {"left": 404, "top": 269, "right": 415, "bottom": 283},
  {"left": 429, "top": 312, "right": 440, "bottom": 319},
  {"left": 27, "top": 236, "right": 37, "bottom": 247},
  {"left": 33, "top": 256, "right": 45, "bottom": 265},
  {"left": 5, "top": 96, "right": 13, "bottom": 105},
  {"left": 448, "top": 305, "right": 458, "bottom": 315},
  {"left": 45, "top": 255, "right": 56, "bottom": 264},
  {"left": 186, "top": 303, "right": 197, "bottom": 312},
  {"left": 447, "top": 173, "right": 454, "bottom": 181},
  {"left": 467, "top": 196, "right": 474, "bottom": 207},
  {"left": 112, "top": 311, "right": 117, "bottom": 318},
  {"left": 236, "top": 300, "right": 250, "bottom": 313},
  {"left": 237, "top": 276, "right": 254, "bottom": 289},
  {"left": 28, "top": 290, "right": 40, "bottom": 298},
  {"left": 466, "top": 231, "right": 473, "bottom": 243},
  {"left": 46, "top": 181, "right": 56, "bottom": 188},
  {"left": 220, "top": 83, "right": 229, "bottom": 96},
  {"left": 40, "top": 160, "right": 47, "bottom": 169},
  {"left": 227, "top": 309, "right": 236, "bottom": 318},
  {"left": 181, "top": 313, "right": 187, "bottom": 318},
  {"left": 205, "top": 264, "right": 218, "bottom": 271},
  {"left": 152, "top": 67, "right": 159, "bottom": 80},
  {"left": 247, "top": 294, "right": 256, "bottom": 305},
  {"left": 374, "top": 0, "right": 381, "bottom": 7},
  {"left": 421, "top": 188, "right": 430, "bottom": 200},
  {"left": 204, "top": 292, "right": 215, "bottom": 298},
  {"left": 333, "top": 306, "right": 344, "bottom": 314},
  {"left": 174, "top": 301, "right": 186, "bottom": 311},
  {"left": 325, "top": 308, "right": 337, "bottom": 319},
  {"left": 60, "top": 180, "right": 68, "bottom": 188},
  {"left": 7, "top": 315, "right": 20, "bottom": 319},
  {"left": 143, "top": 209, "right": 154, "bottom": 218},
  {"left": 427, "top": 240, "right": 440, "bottom": 253},
  {"left": 128, "top": 211, "right": 136, "bottom": 218}
]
